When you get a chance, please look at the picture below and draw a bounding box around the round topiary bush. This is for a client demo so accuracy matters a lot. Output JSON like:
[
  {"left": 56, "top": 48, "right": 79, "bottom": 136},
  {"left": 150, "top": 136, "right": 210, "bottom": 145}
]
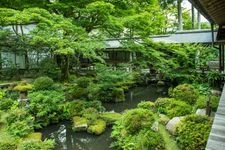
[
  {"left": 155, "top": 98, "right": 192, "bottom": 118},
  {"left": 33, "top": 76, "right": 54, "bottom": 91},
  {"left": 169, "top": 84, "right": 199, "bottom": 105},
  {"left": 176, "top": 115, "right": 212, "bottom": 150},
  {"left": 123, "top": 108, "right": 155, "bottom": 134},
  {"left": 137, "top": 101, "right": 155, "bottom": 111}
]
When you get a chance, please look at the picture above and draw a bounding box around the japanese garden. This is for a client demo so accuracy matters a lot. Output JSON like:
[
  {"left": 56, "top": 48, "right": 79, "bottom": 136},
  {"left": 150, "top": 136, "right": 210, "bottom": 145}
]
[{"left": 0, "top": 0, "right": 223, "bottom": 150}]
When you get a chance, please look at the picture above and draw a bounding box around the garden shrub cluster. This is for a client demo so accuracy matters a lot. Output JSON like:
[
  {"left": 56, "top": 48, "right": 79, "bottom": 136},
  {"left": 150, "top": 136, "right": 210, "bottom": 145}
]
[
  {"left": 176, "top": 115, "right": 212, "bottom": 150},
  {"left": 169, "top": 84, "right": 199, "bottom": 104},
  {"left": 6, "top": 108, "right": 34, "bottom": 137},
  {"left": 33, "top": 76, "right": 54, "bottom": 91},
  {"left": 111, "top": 108, "right": 165, "bottom": 149},
  {"left": 28, "top": 90, "right": 65, "bottom": 128},
  {"left": 155, "top": 98, "right": 192, "bottom": 118}
]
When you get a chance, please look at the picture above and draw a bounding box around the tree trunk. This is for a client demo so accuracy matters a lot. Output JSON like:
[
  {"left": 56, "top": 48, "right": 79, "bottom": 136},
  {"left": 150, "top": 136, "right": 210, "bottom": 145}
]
[
  {"left": 24, "top": 50, "right": 29, "bottom": 70},
  {"left": 60, "top": 55, "right": 69, "bottom": 81}
]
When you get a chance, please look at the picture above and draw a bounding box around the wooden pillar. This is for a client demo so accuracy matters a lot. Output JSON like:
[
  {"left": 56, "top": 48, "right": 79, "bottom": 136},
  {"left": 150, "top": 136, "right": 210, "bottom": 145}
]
[
  {"left": 178, "top": 0, "right": 183, "bottom": 31},
  {"left": 197, "top": 11, "right": 201, "bottom": 29},
  {"left": 191, "top": 5, "right": 195, "bottom": 29},
  {"left": 222, "top": 45, "right": 225, "bottom": 72},
  {"left": 219, "top": 45, "right": 223, "bottom": 72}
]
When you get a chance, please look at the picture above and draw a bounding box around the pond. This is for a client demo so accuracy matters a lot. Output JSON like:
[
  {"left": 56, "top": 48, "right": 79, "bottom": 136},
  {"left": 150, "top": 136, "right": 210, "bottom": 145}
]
[{"left": 41, "top": 85, "right": 168, "bottom": 150}]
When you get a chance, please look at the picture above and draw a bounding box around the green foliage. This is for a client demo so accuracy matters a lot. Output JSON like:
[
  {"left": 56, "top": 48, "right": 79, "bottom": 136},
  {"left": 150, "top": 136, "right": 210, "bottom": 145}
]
[
  {"left": 81, "top": 108, "right": 99, "bottom": 124},
  {"left": 87, "top": 119, "right": 106, "bottom": 135},
  {"left": 155, "top": 98, "right": 192, "bottom": 118},
  {"left": 0, "top": 89, "right": 5, "bottom": 99},
  {"left": 76, "top": 77, "right": 92, "bottom": 88},
  {"left": 18, "top": 139, "right": 55, "bottom": 150},
  {"left": 95, "top": 64, "right": 135, "bottom": 102},
  {"left": 169, "top": 84, "right": 199, "bottom": 105},
  {"left": 0, "top": 140, "right": 17, "bottom": 150},
  {"left": 13, "top": 81, "right": 32, "bottom": 92},
  {"left": 62, "top": 100, "right": 105, "bottom": 118},
  {"left": 122, "top": 108, "right": 154, "bottom": 135},
  {"left": 28, "top": 91, "right": 65, "bottom": 128},
  {"left": 0, "top": 98, "right": 14, "bottom": 111},
  {"left": 195, "top": 95, "right": 219, "bottom": 111},
  {"left": 33, "top": 76, "right": 54, "bottom": 91},
  {"left": 111, "top": 108, "right": 165, "bottom": 150},
  {"left": 7, "top": 120, "right": 33, "bottom": 137},
  {"left": 176, "top": 115, "right": 212, "bottom": 150},
  {"left": 5, "top": 108, "right": 34, "bottom": 137},
  {"left": 38, "top": 58, "right": 60, "bottom": 81},
  {"left": 137, "top": 101, "right": 155, "bottom": 111}
]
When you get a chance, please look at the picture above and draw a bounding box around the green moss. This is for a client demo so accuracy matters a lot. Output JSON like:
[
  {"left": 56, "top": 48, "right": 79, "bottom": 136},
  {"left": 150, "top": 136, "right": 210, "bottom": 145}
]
[
  {"left": 87, "top": 119, "right": 106, "bottom": 135},
  {"left": 100, "top": 112, "right": 122, "bottom": 125},
  {"left": 13, "top": 81, "right": 32, "bottom": 92},
  {"left": 72, "top": 116, "right": 88, "bottom": 131},
  {"left": 25, "top": 132, "right": 42, "bottom": 141}
]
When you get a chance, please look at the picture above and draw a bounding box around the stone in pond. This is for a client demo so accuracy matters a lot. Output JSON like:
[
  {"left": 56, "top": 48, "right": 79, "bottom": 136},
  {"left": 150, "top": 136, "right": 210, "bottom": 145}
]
[
  {"left": 72, "top": 116, "right": 88, "bottom": 131},
  {"left": 166, "top": 117, "right": 184, "bottom": 135}
]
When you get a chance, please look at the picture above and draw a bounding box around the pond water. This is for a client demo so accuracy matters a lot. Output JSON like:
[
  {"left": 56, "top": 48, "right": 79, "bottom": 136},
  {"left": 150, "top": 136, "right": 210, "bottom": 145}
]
[{"left": 41, "top": 85, "right": 168, "bottom": 150}]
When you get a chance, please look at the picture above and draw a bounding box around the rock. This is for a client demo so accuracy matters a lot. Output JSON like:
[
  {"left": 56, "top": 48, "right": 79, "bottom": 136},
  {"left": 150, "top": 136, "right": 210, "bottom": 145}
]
[
  {"left": 166, "top": 117, "right": 184, "bottom": 135},
  {"left": 72, "top": 116, "right": 88, "bottom": 131},
  {"left": 151, "top": 121, "right": 159, "bottom": 131},
  {"left": 196, "top": 109, "right": 206, "bottom": 116},
  {"left": 211, "top": 90, "right": 222, "bottom": 96},
  {"left": 87, "top": 119, "right": 106, "bottom": 135},
  {"left": 157, "top": 81, "right": 165, "bottom": 86},
  {"left": 159, "top": 114, "right": 170, "bottom": 125}
]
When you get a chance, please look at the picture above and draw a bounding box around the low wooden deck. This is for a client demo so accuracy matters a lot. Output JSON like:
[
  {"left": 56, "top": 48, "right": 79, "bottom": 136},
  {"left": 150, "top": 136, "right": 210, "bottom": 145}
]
[{"left": 206, "top": 86, "right": 225, "bottom": 150}]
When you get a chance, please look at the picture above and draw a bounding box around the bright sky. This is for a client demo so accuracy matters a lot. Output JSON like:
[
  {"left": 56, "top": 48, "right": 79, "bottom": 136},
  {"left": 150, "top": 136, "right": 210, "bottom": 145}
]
[{"left": 182, "top": 0, "right": 208, "bottom": 22}]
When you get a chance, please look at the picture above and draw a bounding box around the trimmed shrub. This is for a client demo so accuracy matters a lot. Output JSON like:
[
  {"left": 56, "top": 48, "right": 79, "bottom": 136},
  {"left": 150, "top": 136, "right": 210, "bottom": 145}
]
[
  {"left": 137, "top": 101, "right": 155, "bottom": 111},
  {"left": 176, "top": 115, "right": 212, "bottom": 150},
  {"left": 169, "top": 84, "right": 199, "bottom": 104},
  {"left": 155, "top": 98, "right": 192, "bottom": 118},
  {"left": 33, "top": 76, "right": 54, "bottom": 91},
  {"left": 123, "top": 109, "right": 154, "bottom": 134}
]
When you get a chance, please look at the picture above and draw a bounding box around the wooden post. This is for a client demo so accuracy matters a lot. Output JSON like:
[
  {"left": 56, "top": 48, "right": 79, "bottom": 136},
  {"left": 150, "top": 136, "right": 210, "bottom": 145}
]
[
  {"left": 192, "top": 5, "right": 195, "bottom": 29},
  {"left": 219, "top": 45, "right": 222, "bottom": 72},
  {"left": 206, "top": 95, "right": 211, "bottom": 116},
  {"left": 197, "top": 11, "right": 201, "bottom": 29},
  {"left": 222, "top": 45, "right": 225, "bottom": 72},
  {"left": 178, "top": 0, "right": 183, "bottom": 31}
]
